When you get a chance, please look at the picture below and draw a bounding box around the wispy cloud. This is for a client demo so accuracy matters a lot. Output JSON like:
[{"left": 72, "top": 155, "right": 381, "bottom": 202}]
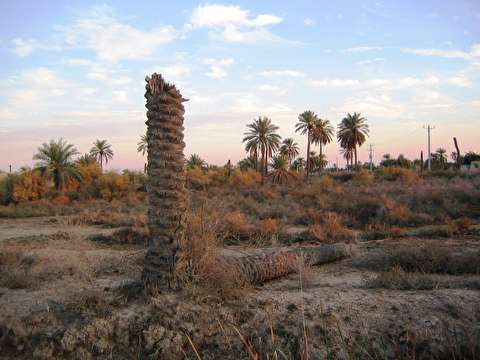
[
  {"left": 260, "top": 69, "right": 305, "bottom": 78},
  {"left": 342, "top": 46, "right": 382, "bottom": 53},
  {"left": 205, "top": 58, "right": 235, "bottom": 79},
  {"left": 356, "top": 58, "right": 385, "bottom": 66},
  {"left": 402, "top": 44, "right": 480, "bottom": 61},
  {"left": 311, "top": 76, "right": 444, "bottom": 90}
]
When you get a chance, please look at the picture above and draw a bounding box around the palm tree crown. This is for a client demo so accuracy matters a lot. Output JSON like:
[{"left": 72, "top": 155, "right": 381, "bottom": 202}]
[
  {"left": 242, "top": 116, "right": 281, "bottom": 182},
  {"left": 186, "top": 154, "right": 207, "bottom": 169},
  {"left": 269, "top": 155, "right": 296, "bottom": 184},
  {"left": 311, "top": 118, "right": 334, "bottom": 158},
  {"left": 33, "top": 138, "right": 80, "bottom": 190},
  {"left": 280, "top": 138, "right": 300, "bottom": 168},
  {"left": 137, "top": 133, "right": 148, "bottom": 156},
  {"left": 337, "top": 112, "right": 369, "bottom": 169},
  {"left": 295, "top": 110, "right": 318, "bottom": 178},
  {"left": 90, "top": 139, "right": 114, "bottom": 169}
]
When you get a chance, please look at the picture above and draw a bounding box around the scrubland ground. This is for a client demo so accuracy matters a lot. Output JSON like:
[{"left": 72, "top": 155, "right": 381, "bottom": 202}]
[{"left": 1, "top": 170, "right": 479, "bottom": 359}]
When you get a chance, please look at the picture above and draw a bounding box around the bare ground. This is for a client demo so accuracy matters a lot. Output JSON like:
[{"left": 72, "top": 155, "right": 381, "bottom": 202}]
[{"left": 0, "top": 218, "right": 479, "bottom": 359}]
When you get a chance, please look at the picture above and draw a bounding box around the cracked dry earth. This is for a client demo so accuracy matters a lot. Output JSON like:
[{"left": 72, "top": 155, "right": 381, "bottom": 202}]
[{"left": 0, "top": 218, "right": 479, "bottom": 359}]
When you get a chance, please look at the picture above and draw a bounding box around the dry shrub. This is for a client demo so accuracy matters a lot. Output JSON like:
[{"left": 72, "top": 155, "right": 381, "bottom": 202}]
[
  {"left": 52, "top": 195, "right": 70, "bottom": 205},
  {"left": 221, "top": 211, "right": 252, "bottom": 236},
  {"left": 381, "top": 196, "right": 411, "bottom": 225},
  {"left": 231, "top": 169, "right": 261, "bottom": 187},
  {"left": 446, "top": 217, "right": 475, "bottom": 236},
  {"left": 66, "top": 288, "right": 111, "bottom": 316},
  {"left": 365, "top": 266, "right": 438, "bottom": 290},
  {"left": 257, "top": 218, "right": 280, "bottom": 236},
  {"left": 187, "top": 167, "right": 210, "bottom": 190},
  {"left": 377, "top": 167, "right": 419, "bottom": 183},
  {"left": 364, "top": 222, "right": 405, "bottom": 240},
  {"left": 352, "top": 170, "right": 374, "bottom": 183},
  {"left": 308, "top": 212, "right": 353, "bottom": 243},
  {"left": 96, "top": 171, "right": 132, "bottom": 200},
  {"left": 361, "top": 246, "right": 480, "bottom": 275},
  {"left": 0, "top": 249, "right": 35, "bottom": 289}
]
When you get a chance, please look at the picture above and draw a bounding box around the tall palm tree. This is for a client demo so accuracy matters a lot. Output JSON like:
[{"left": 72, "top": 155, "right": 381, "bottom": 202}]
[
  {"left": 33, "top": 138, "right": 80, "bottom": 191},
  {"left": 280, "top": 138, "right": 300, "bottom": 169},
  {"left": 90, "top": 139, "right": 114, "bottom": 170},
  {"left": 242, "top": 116, "right": 281, "bottom": 184},
  {"left": 269, "top": 155, "right": 296, "bottom": 184},
  {"left": 137, "top": 133, "right": 149, "bottom": 173},
  {"left": 311, "top": 118, "right": 334, "bottom": 159},
  {"left": 337, "top": 112, "right": 369, "bottom": 169},
  {"left": 186, "top": 154, "right": 207, "bottom": 169},
  {"left": 292, "top": 157, "right": 306, "bottom": 171},
  {"left": 295, "top": 110, "right": 318, "bottom": 178}
]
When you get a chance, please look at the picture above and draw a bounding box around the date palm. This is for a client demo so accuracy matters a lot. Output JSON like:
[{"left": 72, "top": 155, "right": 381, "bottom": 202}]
[
  {"left": 337, "top": 112, "right": 369, "bottom": 169},
  {"left": 280, "top": 138, "right": 300, "bottom": 169},
  {"left": 436, "top": 148, "right": 447, "bottom": 165},
  {"left": 269, "top": 155, "right": 296, "bottom": 184},
  {"left": 295, "top": 110, "right": 318, "bottom": 178},
  {"left": 90, "top": 139, "right": 114, "bottom": 170},
  {"left": 312, "top": 118, "right": 334, "bottom": 159},
  {"left": 186, "top": 154, "right": 207, "bottom": 169},
  {"left": 33, "top": 138, "right": 80, "bottom": 191},
  {"left": 242, "top": 116, "right": 281, "bottom": 184},
  {"left": 137, "top": 133, "right": 149, "bottom": 173}
]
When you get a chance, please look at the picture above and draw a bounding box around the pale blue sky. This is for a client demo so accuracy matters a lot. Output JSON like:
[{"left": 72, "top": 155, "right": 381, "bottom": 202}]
[{"left": 0, "top": 1, "right": 479, "bottom": 170}]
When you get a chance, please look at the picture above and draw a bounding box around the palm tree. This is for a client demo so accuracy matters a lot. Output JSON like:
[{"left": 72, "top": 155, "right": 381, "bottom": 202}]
[
  {"left": 337, "top": 112, "right": 369, "bottom": 169},
  {"left": 436, "top": 148, "right": 447, "bottom": 165},
  {"left": 242, "top": 117, "right": 281, "bottom": 184},
  {"left": 186, "top": 154, "right": 207, "bottom": 169},
  {"left": 90, "top": 139, "right": 114, "bottom": 170},
  {"left": 137, "top": 133, "right": 149, "bottom": 173},
  {"left": 75, "top": 154, "right": 96, "bottom": 167},
  {"left": 279, "top": 138, "right": 300, "bottom": 168},
  {"left": 269, "top": 156, "right": 296, "bottom": 184},
  {"left": 295, "top": 110, "right": 318, "bottom": 178},
  {"left": 340, "top": 146, "right": 353, "bottom": 169},
  {"left": 238, "top": 157, "right": 256, "bottom": 172},
  {"left": 33, "top": 138, "right": 80, "bottom": 191},
  {"left": 311, "top": 118, "right": 334, "bottom": 159},
  {"left": 292, "top": 157, "right": 306, "bottom": 171}
]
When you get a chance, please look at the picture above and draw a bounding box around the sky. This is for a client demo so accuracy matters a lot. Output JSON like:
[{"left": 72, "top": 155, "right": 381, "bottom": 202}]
[{"left": 0, "top": 0, "right": 479, "bottom": 171}]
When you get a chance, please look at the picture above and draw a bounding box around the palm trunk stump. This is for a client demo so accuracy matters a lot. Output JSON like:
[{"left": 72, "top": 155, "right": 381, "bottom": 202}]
[{"left": 143, "top": 73, "right": 188, "bottom": 290}]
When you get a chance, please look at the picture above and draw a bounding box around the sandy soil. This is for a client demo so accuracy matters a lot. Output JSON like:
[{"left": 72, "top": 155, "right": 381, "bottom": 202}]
[{"left": 0, "top": 218, "right": 479, "bottom": 359}]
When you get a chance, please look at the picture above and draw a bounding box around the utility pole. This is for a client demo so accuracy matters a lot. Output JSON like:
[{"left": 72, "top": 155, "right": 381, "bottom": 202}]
[
  {"left": 423, "top": 124, "right": 435, "bottom": 171},
  {"left": 368, "top": 144, "right": 374, "bottom": 171}
]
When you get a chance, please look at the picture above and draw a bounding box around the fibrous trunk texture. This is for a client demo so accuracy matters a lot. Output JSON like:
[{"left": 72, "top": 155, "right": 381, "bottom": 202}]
[
  {"left": 218, "top": 243, "right": 354, "bottom": 286},
  {"left": 143, "top": 73, "right": 188, "bottom": 290}
]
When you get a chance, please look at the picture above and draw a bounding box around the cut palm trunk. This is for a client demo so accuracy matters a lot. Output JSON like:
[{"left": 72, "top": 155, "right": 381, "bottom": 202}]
[
  {"left": 143, "top": 73, "right": 188, "bottom": 291},
  {"left": 215, "top": 243, "right": 354, "bottom": 286}
]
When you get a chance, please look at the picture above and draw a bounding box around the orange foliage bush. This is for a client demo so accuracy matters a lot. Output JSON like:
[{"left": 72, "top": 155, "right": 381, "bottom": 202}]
[
  {"left": 13, "top": 171, "right": 49, "bottom": 202},
  {"left": 377, "top": 167, "right": 419, "bottom": 184},
  {"left": 230, "top": 169, "right": 261, "bottom": 187},
  {"left": 221, "top": 210, "right": 251, "bottom": 235},
  {"left": 187, "top": 167, "right": 210, "bottom": 190},
  {"left": 309, "top": 211, "right": 353, "bottom": 243},
  {"left": 96, "top": 171, "right": 132, "bottom": 200},
  {"left": 257, "top": 218, "right": 280, "bottom": 235}
]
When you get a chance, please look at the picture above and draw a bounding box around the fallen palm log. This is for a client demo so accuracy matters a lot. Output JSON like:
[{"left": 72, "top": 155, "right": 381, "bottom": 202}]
[{"left": 211, "top": 243, "right": 355, "bottom": 286}]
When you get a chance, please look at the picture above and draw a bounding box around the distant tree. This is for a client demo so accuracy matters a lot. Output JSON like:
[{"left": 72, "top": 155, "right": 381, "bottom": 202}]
[
  {"left": 238, "top": 157, "right": 256, "bottom": 172},
  {"left": 243, "top": 117, "right": 281, "bottom": 184},
  {"left": 76, "top": 154, "right": 97, "bottom": 167},
  {"left": 337, "top": 113, "right": 369, "bottom": 169},
  {"left": 311, "top": 118, "right": 334, "bottom": 159},
  {"left": 292, "top": 157, "right": 306, "bottom": 171},
  {"left": 33, "top": 138, "right": 80, "bottom": 191},
  {"left": 295, "top": 110, "right": 318, "bottom": 178},
  {"left": 436, "top": 148, "right": 447, "bottom": 165},
  {"left": 279, "top": 138, "right": 300, "bottom": 168},
  {"left": 186, "top": 154, "right": 207, "bottom": 169},
  {"left": 269, "top": 156, "right": 296, "bottom": 184},
  {"left": 90, "top": 139, "right": 114, "bottom": 170},
  {"left": 340, "top": 147, "right": 353, "bottom": 170},
  {"left": 137, "top": 133, "right": 148, "bottom": 173},
  {"left": 463, "top": 151, "right": 480, "bottom": 165}
]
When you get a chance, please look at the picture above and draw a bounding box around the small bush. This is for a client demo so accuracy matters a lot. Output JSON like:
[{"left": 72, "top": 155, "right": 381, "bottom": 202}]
[
  {"left": 376, "top": 167, "right": 419, "bottom": 183},
  {"left": 308, "top": 212, "right": 353, "bottom": 243},
  {"left": 230, "top": 169, "right": 261, "bottom": 187},
  {"left": 365, "top": 266, "right": 438, "bottom": 290}
]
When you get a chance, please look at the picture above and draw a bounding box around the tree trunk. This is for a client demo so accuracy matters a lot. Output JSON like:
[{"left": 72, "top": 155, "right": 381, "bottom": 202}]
[
  {"left": 453, "top": 137, "right": 461, "bottom": 168},
  {"left": 354, "top": 146, "right": 358, "bottom": 170},
  {"left": 217, "top": 243, "right": 354, "bottom": 286},
  {"left": 261, "top": 147, "right": 265, "bottom": 185},
  {"left": 306, "top": 132, "right": 311, "bottom": 178},
  {"left": 143, "top": 73, "right": 188, "bottom": 291}
]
